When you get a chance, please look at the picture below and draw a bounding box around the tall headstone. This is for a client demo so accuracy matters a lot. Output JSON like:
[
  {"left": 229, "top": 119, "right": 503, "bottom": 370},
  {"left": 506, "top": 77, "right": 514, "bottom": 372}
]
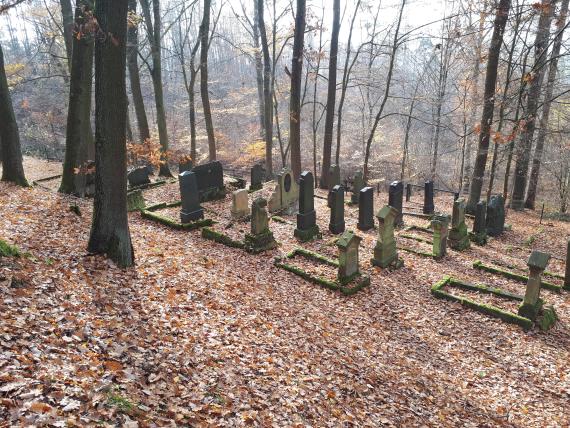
[
  {"left": 470, "top": 201, "right": 487, "bottom": 245},
  {"left": 337, "top": 230, "right": 362, "bottom": 283},
  {"left": 431, "top": 214, "right": 450, "bottom": 259},
  {"left": 231, "top": 189, "right": 249, "bottom": 219},
  {"left": 486, "top": 194, "right": 505, "bottom": 236},
  {"left": 192, "top": 161, "right": 225, "bottom": 201},
  {"left": 244, "top": 198, "right": 277, "bottom": 253},
  {"left": 357, "top": 187, "right": 374, "bottom": 231},
  {"left": 328, "top": 164, "right": 341, "bottom": 189},
  {"left": 519, "top": 251, "right": 550, "bottom": 320},
  {"left": 127, "top": 166, "right": 151, "bottom": 187},
  {"left": 268, "top": 168, "right": 299, "bottom": 214},
  {"left": 329, "top": 185, "right": 345, "bottom": 234},
  {"left": 249, "top": 163, "right": 265, "bottom": 191},
  {"left": 351, "top": 171, "right": 365, "bottom": 204},
  {"left": 371, "top": 205, "right": 403, "bottom": 268},
  {"left": 179, "top": 171, "right": 204, "bottom": 223},
  {"left": 565, "top": 240, "right": 570, "bottom": 291},
  {"left": 448, "top": 198, "right": 470, "bottom": 250},
  {"left": 423, "top": 180, "right": 434, "bottom": 214},
  {"left": 294, "top": 171, "right": 320, "bottom": 241},
  {"left": 389, "top": 181, "right": 404, "bottom": 226},
  {"left": 179, "top": 159, "right": 193, "bottom": 174}
]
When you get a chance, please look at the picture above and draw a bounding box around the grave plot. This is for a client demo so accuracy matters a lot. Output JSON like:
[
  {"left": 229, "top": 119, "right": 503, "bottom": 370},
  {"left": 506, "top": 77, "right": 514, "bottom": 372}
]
[
  {"left": 141, "top": 201, "right": 213, "bottom": 230},
  {"left": 398, "top": 224, "right": 433, "bottom": 244}
]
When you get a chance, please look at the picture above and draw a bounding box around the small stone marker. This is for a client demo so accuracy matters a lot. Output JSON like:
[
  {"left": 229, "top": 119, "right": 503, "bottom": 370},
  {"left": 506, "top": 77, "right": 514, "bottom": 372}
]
[
  {"left": 423, "top": 180, "right": 434, "bottom": 214},
  {"left": 231, "top": 189, "right": 249, "bottom": 219},
  {"left": 250, "top": 163, "right": 265, "bottom": 191},
  {"left": 518, "top": 251, "right": 551, "bottom": 320},
  {"left": 329, "top": 185, "right": 345, "bottom": 234},
  {"left": 127, "top": 166, "right": 151, "bottom": 187},
  {"left": 244, "top": 197, "right": 277, "bottom": 252},
  {"left": 431, "top": 214, "right": 450, "bottom": 259},
  {"left": 351, "top": 171, "right": 365, "bottom": 204},
  {"left": 389, "top": 181, "right": 404, "bottom": 226},
  {"left": 127, "top": 189, "right": 145, "bottom": 212},
  {"left": 328, "top": 164, "right": 341, "bottom": 190},
  {"left": 357, "top": 187, "right": 374, "bottom": 231},
  {"left": 179, "top": 171, "right": 204, "bottom": 223},
  {"left": 294, "top": 171, "right": 320, "bottom": 241},
  {"left": 179, "top": 159, "right": 193, "bottom": 174},
  {"left": 486, "top": 194, "right": 505, "bottom": 236},
  {"left": 372, "top": 205, "right": 403, "bottom": 268},
  {"left": 337, "top": 230, "right": 362, "bottom": 283},
  {"left": 268, "top": 168, "right": 299, "bottom": 214},
  {"left": 565, "top": 240, "right": 570, "bottom": 291},
  {"left": 405, "top": 183, "right": 411, "bottom": 202},
  {"left": 471, "top": 201, "right": 487, "bottom": 245},
  {"left": 192, "top": 161, "right": 225, "bottom": 201},
  {"left": 448, "top": 198, "right": 470, "bottom": 250}
]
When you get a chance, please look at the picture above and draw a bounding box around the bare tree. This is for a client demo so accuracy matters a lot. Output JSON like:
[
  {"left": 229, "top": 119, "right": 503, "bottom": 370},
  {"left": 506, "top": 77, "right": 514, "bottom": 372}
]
[{"left": 200, "top": 0, "right": 216, "bottom": 161}]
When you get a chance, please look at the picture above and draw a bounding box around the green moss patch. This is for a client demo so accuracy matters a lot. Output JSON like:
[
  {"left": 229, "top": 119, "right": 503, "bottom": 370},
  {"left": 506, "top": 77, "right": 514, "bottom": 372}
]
[
  {"left": 0, "top": 239, "right": 21, "bottom": 258},
  {"left": 141, "top": 209, "right": 212, "bottom": 230},
  {"left": 201, "top": 227, "right": 245, "bottom": 249},
  {"left": 472, "top": 260, "right": 562, "bottom": 293}
]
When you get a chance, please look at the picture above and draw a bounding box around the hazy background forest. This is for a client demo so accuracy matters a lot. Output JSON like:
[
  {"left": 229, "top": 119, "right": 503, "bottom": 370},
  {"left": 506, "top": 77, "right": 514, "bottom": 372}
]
[{"left": 1, "top": 0, "right": 569, "bottom": 212}]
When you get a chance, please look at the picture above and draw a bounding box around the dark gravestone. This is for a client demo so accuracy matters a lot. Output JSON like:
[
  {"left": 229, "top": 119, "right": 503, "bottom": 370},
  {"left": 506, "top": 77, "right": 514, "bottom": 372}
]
[
  {"left": 389, "top": 181, "right": 404, "bottom": 226},
  {"left": 470, "top": 201, "right": 487, "bottom": 245},
  {"left": 423, "top": 180, "right": 434, "bottom": 214},
  {"left": 294, "top": 171, "right": 319, "bottom": 241},
  {"left": 405, "top": 183, "right": 411, "bottom": 202},
  {"left": 357, "top": 187, "right": 374, "bottom": 231},
  {"left": 179, "top": 159, "right": 193, "bottom": 174},
  {"left": 192, "top": 161, "right": 225, "bottom": 201},
  {"left": 486, "top": 194, "right": 505, "bottom": 236},
  {"left": 564, "top": 240, "right": 570, "bottom": 290},
  {"left": 329, "top": 185, "right": 345, "bottom": 234},
  {"left": 250, "top": 163, "right": 265, "bottom": 191},
  {"left": 351, "top": 171, "right": 365, "bottom": 204},
  {"left": 128, "top": 166, "right": 151, "bottom": 187},
  {"left": 179, "top": 171, "right": 204, "bottom": 223},
  {"left": 328, "top": 164, "right": 341, "bottom": 189}
]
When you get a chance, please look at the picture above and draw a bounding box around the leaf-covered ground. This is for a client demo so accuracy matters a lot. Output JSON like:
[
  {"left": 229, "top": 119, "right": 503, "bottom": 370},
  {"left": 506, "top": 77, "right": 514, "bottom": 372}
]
[{"left": 1, "top": 161, "right": 569, "bottom": 426}]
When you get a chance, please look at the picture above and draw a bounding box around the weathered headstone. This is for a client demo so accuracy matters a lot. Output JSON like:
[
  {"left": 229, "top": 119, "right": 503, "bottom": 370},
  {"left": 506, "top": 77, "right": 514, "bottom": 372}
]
[
  {"left": 249, "top": 163, "right": 265, "bottom": 191},
  {"left": 337, "top": 230, "right": 362, "bottom": 283},
  {"left": 294, "top": 171, "right": 320, "bottom": 241},
  {"left": 357, "top": 187, "right": 374, "bottom": 231},
  {"left": 128, "top": 166, "right": 151, "bottom": 187},
  {"left": 470, "top": 201, "right": 487, "bottom": 245},
  {"left": 328, "top": 164, "right": 341, "bottom": 189},
  {"left": 431, "top": 214, "right": 450, "bottom": 259},
  {"left": 565, "top": 240, "right": 570, "bottom": 291},
  {"left": 192, "top": 161, "right": 225, "bottom": 201},
  {"left": 179, "top": 171, "right": 204, "bottom": 223},
  {"left": 372, "top": 205, "right": 403, "bottom": 268},
  {"left": 244, "top": 198, "right": 277, "bottom": 253},
  {"left": 519, "top": 251, "right": 550, "bottom": 320},
  {"left": 351, "top": 171, "right": 365, "bottom": 204},
  {"left": 179, "top": 159, "right": 193, "bottom": 174},
  {"left": 423, "top": 180, "right": 434, "bottom": 214},
  {"left": 448, "top": 198, "right": 470, "bottom": 250},
  {"left": 268, "top": 168, "right": 299, "bottom": 214},
  {"left": 389, "top": 181, "right": 404, "bottom": 226},
  {"left": 329, "top": 185, "right": 345, "bottom": 234},
  {"left": 127, "top": 189, "right": 145, "bottom": 212},
  {"left": 486, "top": 194, "right": 505, "bottom": 236},
  {"left": 231, "top": 189, "right": 249, "bottom": 219}
]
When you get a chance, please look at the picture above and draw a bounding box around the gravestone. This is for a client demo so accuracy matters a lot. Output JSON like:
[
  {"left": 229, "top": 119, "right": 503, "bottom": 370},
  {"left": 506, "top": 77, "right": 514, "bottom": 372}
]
[
  {"left": 486, "top": 194, "right": 505, "bottom": 236},
  {"left": 389, "top": 181, "right": 404, "bottom": 226},
  {"left": 250, "top": 163, "right": 265, "bottom": 191},
  {"left": 405, "top": 183, "right": 411, "bottom": 202},
  {"left": 128, "top": 166, "right": 151, "bottom": 187},
  {"left": 244, "top": 198, "right": 277, "bottom": 253},
  {"left": 328, "top": 164, "right": 341, "bottom": 189},
  {"left": 268, "top": 168, "right": 299, "bottom": 214},
  {"left": 179, "top": 159, "right": 193, "bottom": 174},
  {"left": 179, "top": 171, "right": 204, "bottom": 223},
  {"left": 448, "top": 198, "right": 470, "bottom": 250},
  {"left": 294, "top": 171, "right": 320, "bottom": 241},
  {"left": 565, "top": 240, "right": 570, "bottom": 291},
  {"left": 470, "top": 201, "right": 487, "bottom": 245},
  {"left": 423, "top": 180, "right": 434, "bottom": 214},
  {"left": 518, "top": 251, "right": 550, "bottom": 320},
  {"left": 337, "top": 230, "right": 362, "bottom": 283},
  {"left": 431, "top": 214, "right": 450, "bottom": 259},
  {"left": 127, "top": 189, "right": 145, "bottom": 212},
  {"left": 329, "top": 185, "right": 345, "bottom": 234},
  {"left": 357, "top": 187, "right": 374, "bottom": 231},
  {"left": 231, "top": 189, "right": 249, "bottom": 219},
  {"left": 192, "top": 161, "right": 225, "bottom": 201},
  {"left": 351, "top": 171, "right": 365, "bottom": 204},
  {"left": 371, "top": 205, "right": 403, "bottom": 269}
]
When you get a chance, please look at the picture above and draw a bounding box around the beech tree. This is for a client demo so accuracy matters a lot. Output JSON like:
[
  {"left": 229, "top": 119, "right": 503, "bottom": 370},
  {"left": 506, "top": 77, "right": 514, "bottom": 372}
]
[{"left": 200, "top": 0, "right": 216, "bottom": 161}]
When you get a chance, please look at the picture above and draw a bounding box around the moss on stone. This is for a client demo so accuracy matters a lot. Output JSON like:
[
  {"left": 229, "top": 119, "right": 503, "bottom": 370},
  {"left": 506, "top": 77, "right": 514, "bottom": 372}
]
[
  {"left": 399, "top": 246, "right": 435, "bottom": 258},
  {"left": 294, "top": 225, "right": 321, "bottom": 242},
  {"left": 287, "top": 247, "right": 339, "bottom": 267},
  {"left": 270, "top": 215, "right": 291, "bottom": 224},
  {"left": 201, "top": 227, "right": 245, "bottom": 249},
  {"left": 141, "top": 209, "right": 212, "bottom": 230},
  {"left": 244, "top": 229, "right": 277, "bottom": 253},
  {"left": 537, "top": 305, "right": 557, "bottom": 331},
  {"left": 399, "top": 233, "right": 433, "bottom": 244},
  {"left": 127, "top": 190, "right": 146, "bottom": 212},
  {"left": 0, "top": 239, "right": 21, "bottom": 257},
  {"left": 472, "top": 260, "right": 562, "bottom": 293}
]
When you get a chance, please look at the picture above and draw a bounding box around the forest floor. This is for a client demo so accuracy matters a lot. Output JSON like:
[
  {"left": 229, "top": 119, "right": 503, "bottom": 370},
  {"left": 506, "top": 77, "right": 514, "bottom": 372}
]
[{"left": 1, "top": 157, "right": 569, "bottom": 427}]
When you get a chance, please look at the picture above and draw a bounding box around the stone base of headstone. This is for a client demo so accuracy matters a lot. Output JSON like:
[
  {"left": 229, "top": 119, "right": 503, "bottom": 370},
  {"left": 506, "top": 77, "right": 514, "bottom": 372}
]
[
  {"left": 200, "top": 187, "right": 226, "bottom": 203},
  {"left": 537, "top": 305, "right": 557, "bottom": 330},
  {"left": 329, "top": 220, "right": 345, "bottom": 235},
  {"left": 231, "top": 208, "right": 249, "bottom": 220},
  {"left": 449, "top": 224, "right": 470, "bottom": 251},
  {"left": 371, "top": 245, "right": 403, "bottom": 269},
  {"left": 127, "top": 190, "right": 145, "bottom": 212},
  {"left": 357, "top": 221, "right": 374, "bottom": 231},
  {"left": 468, "top": 231, "right": 487, "bottom": 246},
  {"left": 249, "top": 183, "right": 263, "bottom": 192},
  {"left": 294, "top": 224, "right": 321, "bottom": 242},
  {"left": 181, "top": 207, "right": 204, "bottom": 223},
  {"left": 518, "top": 299, "right": 543, "bottom": 321},
  {"left": 244, "top": 230, "right": 277, "bottom": 253}
]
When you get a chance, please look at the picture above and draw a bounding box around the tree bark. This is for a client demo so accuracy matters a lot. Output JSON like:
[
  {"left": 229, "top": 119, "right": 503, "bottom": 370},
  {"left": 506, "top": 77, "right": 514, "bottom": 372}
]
[
  {"left": 466, "top": 0, "right": 511, "bottom": 213},
  {"left": 88, "top": 0, "right": 134, "bottom": 268},
  {"left": 253, "top": 1, "right": 265, "bottom": 137},
  {"left": 257, "top": 0, "right": 273, "bottom": 177},
  {"left": 59, "top": 0, "right": 74, "bottom": 67},
  {"left": 0, "top": 43, "right": 27, "bottom": 187},
  {"left": 200, "top": 0, "right": 216, "bottom": 161}
]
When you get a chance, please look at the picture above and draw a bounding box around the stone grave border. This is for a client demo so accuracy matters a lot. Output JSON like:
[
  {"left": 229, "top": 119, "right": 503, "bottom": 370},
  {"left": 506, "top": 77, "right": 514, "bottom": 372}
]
[
  {"left": 398, "top": 245, "right": 435, "bottom": 259},
  {"left": 274, "top": 248, "right": 370, "bottom": 295},
  {"left": 398, "top": 225, "right": 433, "bottom": 245},
  {"left": 141, "top": 201, "right": 213, "bottom": 230},
  {"left": 201, "top": 226, "right": 245, "bottom": 249},
  {"left": 129, "top": 179, "right": 171, "bottom": 192},
  {"left": 472, "top": 260, "right": 563, "bottom": 293},
  {"left": 431, "top": 276, "right": 556, "bottom": 330}
]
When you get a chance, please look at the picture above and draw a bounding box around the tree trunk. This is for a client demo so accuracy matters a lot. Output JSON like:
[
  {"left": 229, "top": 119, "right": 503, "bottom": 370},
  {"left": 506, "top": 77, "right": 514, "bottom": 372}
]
[
  {"left": 60, "top": 0, "right": 95, "bottom": 196},
  {"left": 319, "top": 0, "right": 340, "bottom": 188},
  {"left": 466, "top": 0, "right": 511, "bottom": 213},
  {"left": 200, "top": 0, "right": 216, "bottom": 161},
  {"left": 88, "top": 0, "right": 134, "bottom": 268},
  {"left": 289, "top": 0, "right": 306, "bottom": 179},
  {"left": 257, "top": 0, "right": 273, "bottom": 177},
  {"left": 525, "top": 0, "right": 569, "bottom": 209},
  {"left": 511, "top": 0, "right": 553, "bottom": 210},
  {"left": 59, "top": 0, "right": 74, "bottom": 67},
  {"left": 253, "top": 2, "right": 265, "bottom": 137}
]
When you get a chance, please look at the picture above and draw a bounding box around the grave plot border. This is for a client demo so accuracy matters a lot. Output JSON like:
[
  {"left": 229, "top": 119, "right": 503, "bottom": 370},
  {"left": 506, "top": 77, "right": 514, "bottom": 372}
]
[
  {"left": 472, "top": 260, "right": 562, "bottom": 293},
  {"left": 129, "top": 179, "right": 171, "bottom": 192},
  {"left": 398, "top": 246, "right": 435, "bottom": 258},
  {"left": 274, "top": 248, "right": 370, "bottom": 295},
  {"left": 201, "top": 226, "right": 245, "bottom": 249},
  {"left": 399, "top": 233, "right": 433, "bottom": 245},
  {"left": 141, "top": 201, "right": 213, "bottom": 230}
]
